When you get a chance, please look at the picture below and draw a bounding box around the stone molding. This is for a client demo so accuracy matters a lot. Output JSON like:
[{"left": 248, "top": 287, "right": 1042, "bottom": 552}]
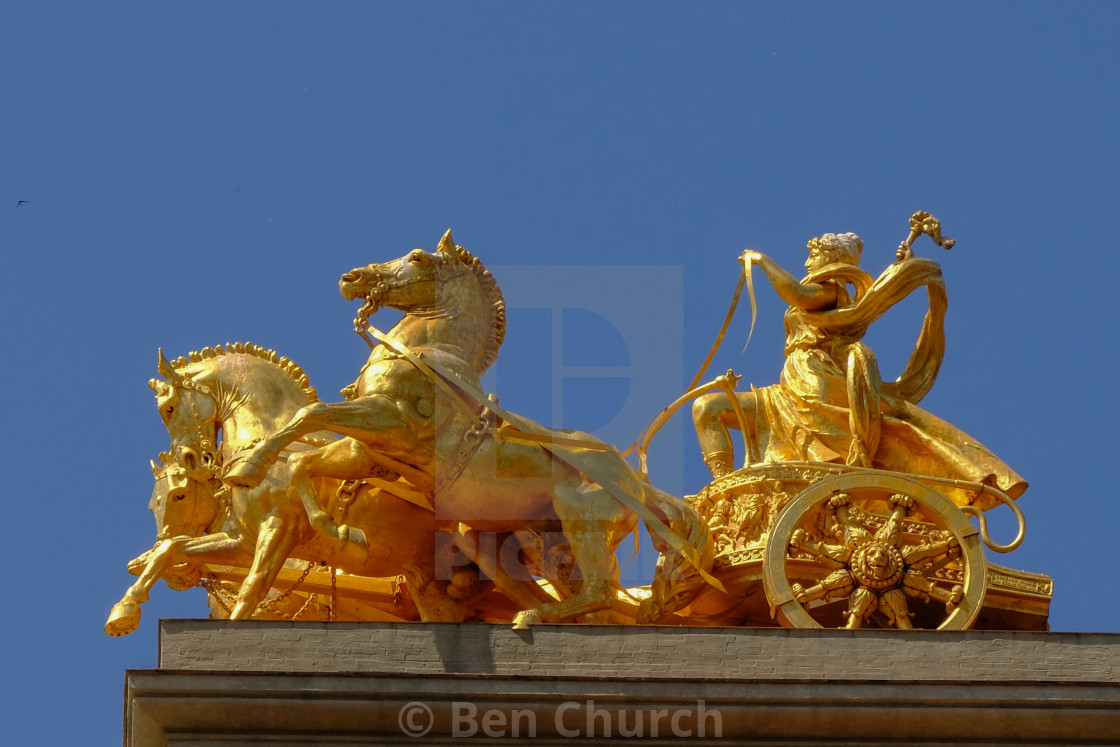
[{"left": 126, "top": 621, "right": 1120, "bottom": 744}]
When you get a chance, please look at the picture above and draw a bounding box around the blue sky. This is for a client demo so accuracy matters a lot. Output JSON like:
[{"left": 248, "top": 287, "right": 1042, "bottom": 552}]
[{"left": 4, "top": 3, "right": 1119, "bottom": 743}]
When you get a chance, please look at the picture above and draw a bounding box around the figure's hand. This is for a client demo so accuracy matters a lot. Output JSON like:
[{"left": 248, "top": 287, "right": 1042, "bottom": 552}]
[
  {"left": 739, "top": 249, "right": 767, "bottom": 266},
  {"left": 895, "top": 243, "right": 914, "bottom": 262}
]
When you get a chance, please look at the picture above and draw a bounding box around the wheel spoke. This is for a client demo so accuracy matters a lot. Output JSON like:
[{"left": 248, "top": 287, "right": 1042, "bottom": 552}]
[
  {"left": 789, "top": 528, "right": 848, "bottom": 568},
  {"left": 825, "top": 493, "right": 872, "bottom": 546}
]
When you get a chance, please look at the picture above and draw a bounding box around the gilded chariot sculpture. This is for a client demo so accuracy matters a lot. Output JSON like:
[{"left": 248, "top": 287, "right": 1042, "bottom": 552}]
[{"left": 107, "top": 212, "right": 1051, "bottom": 636}]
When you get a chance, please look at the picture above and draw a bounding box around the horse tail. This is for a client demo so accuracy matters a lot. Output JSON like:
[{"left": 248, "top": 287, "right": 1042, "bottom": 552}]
[
  {"left": 635, "top": 485, "right": 717, "bottom": 623},
  {"left": 536, "top": 440, "right": 719, "bottom": 591},
  {"left": 639, "top": 485, "right": 712, "bottom": 571}
]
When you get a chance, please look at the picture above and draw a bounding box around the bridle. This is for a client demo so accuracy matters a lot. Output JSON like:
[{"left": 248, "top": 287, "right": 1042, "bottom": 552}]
[
  {"left": 351, "top": 260, "right": 472, "bottom": 344},
  {"left": 154, "top": 462, "right": 227, "bottom": 541},
  {"left": 163, "top": 377, "right": 226, "bottom": 478}
]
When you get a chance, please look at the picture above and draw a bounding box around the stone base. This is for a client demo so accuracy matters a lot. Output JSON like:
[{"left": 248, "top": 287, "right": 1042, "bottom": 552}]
[{"left": 127, "top": 620, "right": 1120, "bottom": 745}]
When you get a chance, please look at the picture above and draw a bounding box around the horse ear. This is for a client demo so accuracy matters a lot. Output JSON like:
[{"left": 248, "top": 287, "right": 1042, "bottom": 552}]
[
  {"left": 157, "top": 348, "right": 180, "bottom": 383},
  {"left": 437, "top": 229, "right": 459, "bottom": 262}
]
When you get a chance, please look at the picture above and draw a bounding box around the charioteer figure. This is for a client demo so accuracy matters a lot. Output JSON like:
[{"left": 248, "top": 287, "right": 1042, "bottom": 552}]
[{"left": 691, "top": 213, "right": 1026, "bottom": 510}]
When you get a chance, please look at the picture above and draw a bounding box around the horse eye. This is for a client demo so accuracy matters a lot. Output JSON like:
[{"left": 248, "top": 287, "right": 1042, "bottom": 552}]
[{"left": 164, "top": 406, "right": 175, "bottom": 416}]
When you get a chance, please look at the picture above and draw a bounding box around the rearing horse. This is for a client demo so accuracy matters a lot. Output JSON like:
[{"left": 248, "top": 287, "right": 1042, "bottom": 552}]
[
  {"left": 226, "top": 231, "right": 712, "bottom": 627},
  {"left": 106, "top": 342, "right": 492, "bottom": 635}
]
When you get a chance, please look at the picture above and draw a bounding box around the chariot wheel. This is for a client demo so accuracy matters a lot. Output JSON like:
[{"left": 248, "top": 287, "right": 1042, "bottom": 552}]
[{"left": 762, "top": 472, "right": 986, "bottom": 630}]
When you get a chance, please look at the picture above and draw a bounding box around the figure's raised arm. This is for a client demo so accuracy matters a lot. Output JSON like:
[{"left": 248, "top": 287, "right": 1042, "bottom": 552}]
[{"left": 740, "top": 249, "right": 839, "bottom": 310}]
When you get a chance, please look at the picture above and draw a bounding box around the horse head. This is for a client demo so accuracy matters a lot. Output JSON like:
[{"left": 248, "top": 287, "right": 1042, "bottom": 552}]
[
  {"left": 140, "top": 452, "right": 223, "bottom": 592},
  {"left": 339, "top": 230, "right": 470, "bottom": 317},
  {"left": 148, "top": 452, "right": 221, "bottom": 542},
  {"left": 150, "top": 349, "right": 221, "bottom": 479},
  {"left": 340, "top": 230, "right": 507, "bottom": 372}
]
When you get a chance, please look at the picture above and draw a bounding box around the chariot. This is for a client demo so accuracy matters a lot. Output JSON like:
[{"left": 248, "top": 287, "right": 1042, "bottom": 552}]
[
  {"left": 633, "top": 213, "right": 1050, "bottom": 631},
  {"left": 650, "top": 460, "right": 1051, "bottom": 631},
  {"left": 107, "top": 221, "right": 1052, "bottom": 636},
  {"left": 157, "top": 459, "right": 1052, "bottom": 632}
]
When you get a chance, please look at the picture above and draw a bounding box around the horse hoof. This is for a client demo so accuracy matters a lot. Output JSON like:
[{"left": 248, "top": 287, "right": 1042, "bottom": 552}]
[
  {"left": 337, "top": 525, "right": 370, "bottom": 563},
  {"left": 636, "top": 600, "right": 660, "bottom": 625},
  {"left": 512, "top": 609, "right": 541, "bottom": 630},
  {"left": 339, "top": 525, "right": 369, "bottom": 551},
  {"left": 105, "top": 600, "right": 141, "bottom": 637},
  {"left": 224, "top": 455, "right": 270, "bottom": 488}
]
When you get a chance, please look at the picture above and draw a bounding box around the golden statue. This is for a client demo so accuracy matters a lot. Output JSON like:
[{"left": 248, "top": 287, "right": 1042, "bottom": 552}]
[
  {"left": 637, "top": 212, "right": 1047, "bottom": 629},
  {"left": 109, "top": 232, "right": 712, "bottom": 635},
  {"left": 691, "top": 222, "right": 1026, "bottom": 509},
  {"left": 108, "top": 216, "right": 1052, "bottom": 637}
]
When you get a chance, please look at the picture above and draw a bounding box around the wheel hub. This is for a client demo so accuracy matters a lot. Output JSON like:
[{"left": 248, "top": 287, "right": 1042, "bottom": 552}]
[{"left": 849, "top": 540, "right": 904, "bottom": 590}]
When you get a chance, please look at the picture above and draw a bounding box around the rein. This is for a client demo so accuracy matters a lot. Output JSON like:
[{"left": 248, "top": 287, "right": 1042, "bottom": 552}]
[
  {"left": 171, "top": 382, "right": 223, "bottom": 474},
  {"left": 352, "top": 265, "right": 473, "bottom": 335},
  {"left": 689, "top": 254, "right": 757, "bottom": 391},
  {"left": 622, "top": 257, "right": 759, "bottom": 474}
]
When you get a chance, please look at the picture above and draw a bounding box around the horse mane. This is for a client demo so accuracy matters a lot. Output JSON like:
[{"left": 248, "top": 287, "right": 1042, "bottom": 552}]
[
  {"left": 169, "top": 342, "right": 320, "bottom": 403},
  {"left": 446, "top": 241, "right": 507, "bottom": 373}
]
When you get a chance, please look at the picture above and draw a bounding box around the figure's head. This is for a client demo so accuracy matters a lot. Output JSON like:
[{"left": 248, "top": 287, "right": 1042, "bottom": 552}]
[{"left": 805, "top": 232, "right": 863, "bottom": 272}]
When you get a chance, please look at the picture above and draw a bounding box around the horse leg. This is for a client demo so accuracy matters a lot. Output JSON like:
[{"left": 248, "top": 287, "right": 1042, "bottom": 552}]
[
  {"left": 230, "top": 514, "right": 302, "bottom": 619},
  {"left": 106, "top": 530, "right": 257, "bottom": 636},
  {"left": 106, "top": 539, "right": 179, "bottom": 636},
  {"left": 226, "top": 396, "right": 417, "bottom": 488},
  {"left": 512, "top": 484, "right": 623, "bottom": 629},
  {"left": 400, "top": 567, "right": 472, "bottom": 623},
  {"left": 455, "top": 529, "right": 557, "bottom": 619},
  {"left": 284, "top": 442, "right": 375, "bottom": 563}
]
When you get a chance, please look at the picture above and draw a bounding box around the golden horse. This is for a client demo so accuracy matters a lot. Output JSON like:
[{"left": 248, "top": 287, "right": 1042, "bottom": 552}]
[
  {"left": 105, "top": 343, "right": 495, "bottom": 636},
  {"left": 225, "top": 231, "right": 713, "bottom": 627}
]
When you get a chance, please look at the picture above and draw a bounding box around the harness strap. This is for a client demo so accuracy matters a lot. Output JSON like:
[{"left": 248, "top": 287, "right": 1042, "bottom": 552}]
[
  {"left": 366, "top": 326, "right": 613, "bottom": 452},
  {"left": 366, "top": 325, "right": 724, "bottom": 591}
]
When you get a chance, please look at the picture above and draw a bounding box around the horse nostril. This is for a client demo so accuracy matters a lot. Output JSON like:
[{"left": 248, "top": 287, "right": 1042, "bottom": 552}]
[
  {"left": 341, "top": 270, "right": 361, "bottom": 282},
  {"left": 179, "top": 448, "right": 199, "bottom": 471}
]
